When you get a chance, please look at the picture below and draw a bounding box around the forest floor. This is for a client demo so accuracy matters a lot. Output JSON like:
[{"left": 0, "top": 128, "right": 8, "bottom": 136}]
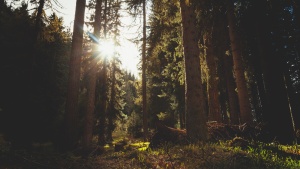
[{"left": 1, "top": 132, "right": 300, "bottom": 169}]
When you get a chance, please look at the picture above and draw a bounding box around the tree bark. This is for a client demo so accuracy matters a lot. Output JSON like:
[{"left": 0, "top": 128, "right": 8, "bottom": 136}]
[
  {"left": 223, "top": 55, "right": 240, "bottom": 124},
  {"left": 107, "top": 58, "right": 116, "bottom": 142},
  {"left": 34, "top": 0, "right": 45, "bottom": 43},
  {"left": 292, "top": 0, "right": 300, "bottom": 28},
  {"left": 65, "top": 0, "right": 86, "bottom": 150},
  {"left": 0, "top": 0, "right": 4, "bottom": 9},
  {"left": 226, "top": 0, "right": 252, "bottom": 124},
  {"left": 30, "top": 0, "right": 45, "bottom": 80},
  {"left": 204, "top": 35, "right": 222, "bottom": 122},
  {"left": 83, "top": 0, "right": 102, "bottom": 149},
  {"left": 178, "top": 84, "right": 186, "bottom": 129},
  {"left": 98, "top": 0, "right": 108, "bottom": 146},
  {"left": 142, "top": 0, "right": 148, "bottom": 141},
  {"left": 98, "top": 62, "right": 107, "bottom": 145},
  {"left": 255, "top": 0, "right": 295, "bottom": 144},
  {"left": 180, "top": 0, "right": 208, "bottom": 142}
]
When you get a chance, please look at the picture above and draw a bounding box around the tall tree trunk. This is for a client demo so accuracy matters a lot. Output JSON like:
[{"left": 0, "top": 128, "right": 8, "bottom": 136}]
[
  {"left": 213, "top": 8, "right": 231, "bottom": 124},
  {"left": 107, "top": 58, "right": 116, "bottom": 142},
  {"left": 291, "top": 0, "right": 300, "bottom": 129},
  {"left": 107, "top": 115, "right": 113, "bottom": 142},
  {"left": 97, "top": 66, "right": 107, "bottom": 145},
  {"left": 0, "top": 0, "right": 4, "bottom": 9},
  {"left": 98, "top": 0, "right": 108, "bottom": 146},
  {"left": 29, "top": 0, "right": 45, "bottom": 81},
  {"left": 293, "top": 0, "right": 300, "bottom": 28},
  {"left": 107, "top": 1, "right": 120, "bottom": 141},
  {"left": 142, "top": 0, "right": 148, "bottom": 141},
  {"left": 259, "top": 43, "right": 295, "bottom": 144},
  {"left": 65, "top": 0, "right": 86, "bottom": 150},
  {"left": 180, "top": 0, "right": 208, "bottom": 142},
  {"left": 244, "top": 0, "right": 267, "bottom": 123},
  {"left": 283, "top": 71, "right": 296, "bottom": 134},
  {"left": 34, "top": 0, "right": 45, "bottom": 43},
  {"left": 226, "top": 0, "right": 252, "bottom": 124},
  {"left": 223, "top": 55, "right": 240, "bottom": 124},
  {"left": 254, "top": 0, "right": 295, "bottom": 144},
  {"left": 179, "top": 83, "right": 185, "bottom": 129},
  {"left": 29, "top": 0, "right": 46, "bottom": 146},
  {"left": 204, "top": 35, "right": 222, "bottom": 122},
  {"left": 83, "top": 0, "right": 102, "bottom": 149},
  {"left": 291, "top": 93, "right": 300, "bottom": 130},
  {"left": 32, "top": 0, "right": 45, "bottom": 62}
]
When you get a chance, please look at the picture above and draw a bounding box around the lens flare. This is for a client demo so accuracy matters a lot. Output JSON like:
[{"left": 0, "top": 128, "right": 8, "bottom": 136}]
[{"left": 98, "top": 39, "right": 115, "bottom": 59}]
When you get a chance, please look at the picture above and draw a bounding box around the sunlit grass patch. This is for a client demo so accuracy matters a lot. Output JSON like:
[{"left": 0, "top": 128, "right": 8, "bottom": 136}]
[
  {"left": 130, "top": 142, "right": 150, "bottom": 147},
  {"left": 279, "top": 144, "right": 300, "bottom": 155},
  {"left": 138, "top": 147, "right": 148, "bottom": 151},
  {"left": 104, "top": 144, "right": 110, "bottom": 149},
  {"left": 129, "top": 142, "right": 150, "bottom": 151},
  {"left": 112, "top": 137, "right": 126, "bottom": 145}
]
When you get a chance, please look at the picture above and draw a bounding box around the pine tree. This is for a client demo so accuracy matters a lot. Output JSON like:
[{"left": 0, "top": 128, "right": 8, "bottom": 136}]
[
  {"left": 83, "top": 0, "right": 102, "bottom": 149},
  {"left": 180, "top": 0, "right": 208, "bottom": 142},
  {"left": 65, "top": 0, "right": 86, "bottom": 150},
  {"left": 226, "top": 0, "right": 252, "bottom": 124}
]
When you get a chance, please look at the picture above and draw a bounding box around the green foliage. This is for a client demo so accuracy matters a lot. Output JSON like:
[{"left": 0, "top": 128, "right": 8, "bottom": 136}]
[
  {"left": 245, "top": 143, "right": 300, "bottom": 169},
  {"left": 147, "top": 0, "right": 184, "bottom": 128},
  {"left": 126, "top": 111, "right": 143, "bottom": 138},
  {"left": 138, "top": 141, "right": 300, "bottom": 169},
  {"left": 122, "top": 72, "right": 138, "bottom": 116},
  {"left": 1, "top": 131, "right": 300, "bottom": 168}
]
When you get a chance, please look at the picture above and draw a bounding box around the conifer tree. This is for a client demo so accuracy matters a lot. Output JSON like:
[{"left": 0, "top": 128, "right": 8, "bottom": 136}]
[
  {"left": 65, "top": 0, "right": 86, "bottom": 150},
  {"left": 226, "top": 0, "right": 252, "bottom": 124},
  {"left": 180, "top": 0, "right": 208, "bottom": 141},
  {"left": 83, "top": 0, "right": 102, "bottom": 149}
]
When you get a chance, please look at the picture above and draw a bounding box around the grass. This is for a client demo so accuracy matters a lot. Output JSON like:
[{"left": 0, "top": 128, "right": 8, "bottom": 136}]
[
  {"left": 129, "top": 142, "right": 150, "bottom": 151},
  {"left": 135, "top": 140, "right": 300, "bottom": 169},
  {"left": 1, "top": 133, "right": 300, "bottom": 169}
]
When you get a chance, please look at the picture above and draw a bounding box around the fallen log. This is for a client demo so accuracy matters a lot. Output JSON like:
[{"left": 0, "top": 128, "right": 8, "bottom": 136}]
[
  {"left": 149, "top": 120, "right": 188, "bottom": 149},
  {"left": 149, "top": 120, "right": 268, "bottom": 148}
]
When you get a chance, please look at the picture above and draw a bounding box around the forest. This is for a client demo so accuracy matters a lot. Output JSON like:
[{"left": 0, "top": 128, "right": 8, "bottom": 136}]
[{"left": 1, "top": 0, "right": 300, "bottom": 168}]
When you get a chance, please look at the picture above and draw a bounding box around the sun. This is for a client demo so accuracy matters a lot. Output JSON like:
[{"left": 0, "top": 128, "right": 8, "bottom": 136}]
[
  {"left": 98, "top": 39, "right": 115, "bottom": 59},
  {"left": 96, "top": 37, "right": 139, "bottom": 77},
  {"left": 118, "top": 38, "right": 140, "bottom": 77}
]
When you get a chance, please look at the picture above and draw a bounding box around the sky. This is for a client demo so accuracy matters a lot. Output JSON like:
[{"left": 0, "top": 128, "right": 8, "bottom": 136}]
[{"left": 57, "top": 0, "right": 141, "bottom": 78}]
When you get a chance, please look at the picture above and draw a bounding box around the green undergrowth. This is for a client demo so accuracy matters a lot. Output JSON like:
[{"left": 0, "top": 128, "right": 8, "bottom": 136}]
[
  {"left": 134, "top": 140, "right": 300, "bottom": 169},
  {"left": 1, "top": 136, "right": 300, "bottom": 169}
]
